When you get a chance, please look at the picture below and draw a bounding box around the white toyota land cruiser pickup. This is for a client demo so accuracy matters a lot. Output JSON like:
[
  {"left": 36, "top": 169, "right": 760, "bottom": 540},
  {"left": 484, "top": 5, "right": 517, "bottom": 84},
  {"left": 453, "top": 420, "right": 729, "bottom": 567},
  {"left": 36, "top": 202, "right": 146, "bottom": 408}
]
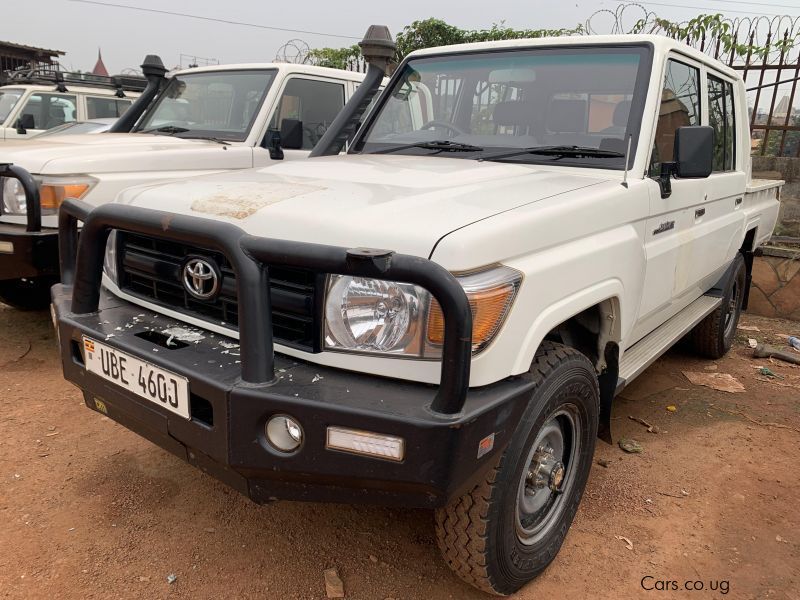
[
  {"left": 0, "top": 58, "right": 367, "bottom": 308},
  {"left": 49, "top": 28, "right": 782, "bottom": 595}
]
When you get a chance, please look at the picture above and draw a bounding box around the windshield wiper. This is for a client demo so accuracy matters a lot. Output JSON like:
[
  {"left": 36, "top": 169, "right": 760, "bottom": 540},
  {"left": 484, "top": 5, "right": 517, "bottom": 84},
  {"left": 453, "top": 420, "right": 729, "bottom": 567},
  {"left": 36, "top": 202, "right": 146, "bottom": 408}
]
[
  {"left": 140, "top": 125, "right": 190, "bottom": 135},
  {"left": 373, "top": 140, "right": 484, "bottom": 154},
  {"left": 183, "top": 135, "right": 231, "bottom": 146},
  {"left": 478, "top": 145, "right": 625, "bottom": 162}
]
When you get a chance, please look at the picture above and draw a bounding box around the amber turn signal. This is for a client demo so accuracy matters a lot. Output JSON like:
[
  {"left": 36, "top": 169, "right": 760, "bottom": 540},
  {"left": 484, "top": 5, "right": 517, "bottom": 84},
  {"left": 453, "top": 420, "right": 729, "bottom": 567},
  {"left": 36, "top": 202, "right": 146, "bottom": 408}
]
[
  {"left": 426, "top": 267, "right": 521, "bottom": 352},
  {"left": 39, "top": 183, "right": 91, "bottom": 210}
]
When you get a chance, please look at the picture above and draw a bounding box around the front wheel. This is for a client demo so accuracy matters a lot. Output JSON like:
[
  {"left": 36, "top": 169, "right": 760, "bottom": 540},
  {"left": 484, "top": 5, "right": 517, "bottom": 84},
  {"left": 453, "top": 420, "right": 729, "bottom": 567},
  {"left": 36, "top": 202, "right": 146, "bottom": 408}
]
[
  {"left": 435, "top": 342, "right": 599, "bottom": 595},
  {"left": 0, "top": 277, "right": 57, "bottom": 310}
]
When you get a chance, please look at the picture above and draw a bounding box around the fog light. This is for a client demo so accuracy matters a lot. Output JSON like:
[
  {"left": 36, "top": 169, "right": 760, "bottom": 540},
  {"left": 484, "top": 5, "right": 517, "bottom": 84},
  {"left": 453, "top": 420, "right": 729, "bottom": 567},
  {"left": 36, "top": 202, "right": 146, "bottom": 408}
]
[
  {"left": 326, "top": 427, "right": 404, "bottom": 461},
  {"left": 265, "top": 415, "right": 303, "bottom": 452},
  {"left": 0, "top": 241, "right": 13, "bottom": 254}
]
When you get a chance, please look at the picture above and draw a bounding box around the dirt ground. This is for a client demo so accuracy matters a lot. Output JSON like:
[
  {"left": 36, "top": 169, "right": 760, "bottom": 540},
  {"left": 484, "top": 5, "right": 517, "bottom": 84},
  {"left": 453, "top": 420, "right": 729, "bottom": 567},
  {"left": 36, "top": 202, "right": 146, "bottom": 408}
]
[{"left": 0, "top": 304, "right": 798, "bottom": 600}]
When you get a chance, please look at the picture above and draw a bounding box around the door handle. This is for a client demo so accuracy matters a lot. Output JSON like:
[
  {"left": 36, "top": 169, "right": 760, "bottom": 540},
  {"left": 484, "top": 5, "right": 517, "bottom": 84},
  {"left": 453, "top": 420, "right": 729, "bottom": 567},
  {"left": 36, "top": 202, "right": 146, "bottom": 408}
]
[
  {"left": 735, "top": 197, "right": 743, "bottom": 206},
  {"left": 695, "top": 208, "right": 706, "bottom": 218}
]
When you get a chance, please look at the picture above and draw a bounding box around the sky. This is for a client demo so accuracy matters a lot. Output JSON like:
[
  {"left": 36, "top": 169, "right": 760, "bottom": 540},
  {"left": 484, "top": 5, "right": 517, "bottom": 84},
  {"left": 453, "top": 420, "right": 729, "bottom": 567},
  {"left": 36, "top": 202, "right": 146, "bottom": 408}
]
[{"left": 4, "top": 0, "right": 800, "bottom": 73}]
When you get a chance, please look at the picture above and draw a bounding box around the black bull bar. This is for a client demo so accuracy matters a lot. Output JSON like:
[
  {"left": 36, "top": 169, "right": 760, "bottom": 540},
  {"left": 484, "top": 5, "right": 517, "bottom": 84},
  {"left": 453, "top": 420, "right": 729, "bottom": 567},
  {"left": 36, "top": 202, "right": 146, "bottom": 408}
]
[
  {"left": 0, "top": 163, "right": 42, "bottom": 231},
  {"left": 58, "top": 198, "right": 474, "bottom": 415}
]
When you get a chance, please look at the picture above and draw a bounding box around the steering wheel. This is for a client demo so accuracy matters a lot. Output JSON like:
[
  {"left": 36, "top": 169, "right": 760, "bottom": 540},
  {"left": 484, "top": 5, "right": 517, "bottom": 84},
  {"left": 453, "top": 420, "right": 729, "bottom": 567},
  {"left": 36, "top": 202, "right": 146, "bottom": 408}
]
[{"left": 420, "top": 120, "right": 467, "bottom": 136}]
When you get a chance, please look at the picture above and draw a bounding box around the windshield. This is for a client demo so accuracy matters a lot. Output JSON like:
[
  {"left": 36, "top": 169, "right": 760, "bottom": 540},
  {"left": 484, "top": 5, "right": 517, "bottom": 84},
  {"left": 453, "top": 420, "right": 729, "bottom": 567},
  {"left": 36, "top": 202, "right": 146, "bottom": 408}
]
[
  {"left": 0, "top": 88, "right": 24, "bottom": 124},
  {"left": 136, "top": 69, "right": 277, "bottom": 142},
  {"left": 356, "top": 45, "right": 652, "bottom": 169}
]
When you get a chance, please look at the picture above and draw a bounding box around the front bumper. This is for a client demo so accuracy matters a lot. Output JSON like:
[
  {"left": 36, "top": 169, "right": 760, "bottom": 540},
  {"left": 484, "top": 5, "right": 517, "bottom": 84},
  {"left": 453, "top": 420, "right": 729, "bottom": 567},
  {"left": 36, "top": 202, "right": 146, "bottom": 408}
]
[
  {"left": 53, "top": 285, "right": 535, "bottom": 508},
  {"left": 0, "top": 223, "right": 58, "bottom": 280}
]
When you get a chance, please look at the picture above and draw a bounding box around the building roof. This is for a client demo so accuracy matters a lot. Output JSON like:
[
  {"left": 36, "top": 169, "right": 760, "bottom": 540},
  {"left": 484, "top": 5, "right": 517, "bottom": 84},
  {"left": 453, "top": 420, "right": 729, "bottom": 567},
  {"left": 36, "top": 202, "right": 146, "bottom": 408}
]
[
  {"left": 92, "top": 49, "right": 108, "bottom": 76},
  {"left": 0, "top": 40, "right": 65, "bottom": 57}
]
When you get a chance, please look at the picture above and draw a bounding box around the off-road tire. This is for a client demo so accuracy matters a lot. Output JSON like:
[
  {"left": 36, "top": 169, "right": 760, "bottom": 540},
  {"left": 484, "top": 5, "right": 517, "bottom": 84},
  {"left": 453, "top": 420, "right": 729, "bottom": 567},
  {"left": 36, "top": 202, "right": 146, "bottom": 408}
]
[
  {"left": 688, "top": 253, "right": 746, "bottom": 359},
  {"left": 0, "top": 277, "right": 57, "bottom": 311},
  {"left": 435, "top": 341, "right": 599, "bottom": 595}
]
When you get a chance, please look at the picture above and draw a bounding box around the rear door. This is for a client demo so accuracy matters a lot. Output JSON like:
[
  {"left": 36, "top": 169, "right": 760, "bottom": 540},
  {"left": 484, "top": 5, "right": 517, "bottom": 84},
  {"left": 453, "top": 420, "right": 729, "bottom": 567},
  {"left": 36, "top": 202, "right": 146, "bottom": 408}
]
[{"left": 691, "top": 72, "right": 746, "bottom": 288}]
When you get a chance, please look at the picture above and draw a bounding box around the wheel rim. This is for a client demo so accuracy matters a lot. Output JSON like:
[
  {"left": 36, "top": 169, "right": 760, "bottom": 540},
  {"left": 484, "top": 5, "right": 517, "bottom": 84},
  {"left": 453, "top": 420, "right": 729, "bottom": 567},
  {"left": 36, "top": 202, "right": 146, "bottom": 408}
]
[
  {"left": 724, "top": 278, "right": 741, "bottom": 338},
  {"left": 515, "top": 405, "right": 581, "bottom": 545}
]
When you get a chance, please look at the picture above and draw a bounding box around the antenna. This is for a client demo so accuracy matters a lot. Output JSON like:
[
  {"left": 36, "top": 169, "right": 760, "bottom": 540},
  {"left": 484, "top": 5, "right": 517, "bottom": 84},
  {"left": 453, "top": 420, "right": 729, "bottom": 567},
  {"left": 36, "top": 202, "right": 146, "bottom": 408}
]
[{"left": 621, "top": 134, "right": 632, "bottom": 189}]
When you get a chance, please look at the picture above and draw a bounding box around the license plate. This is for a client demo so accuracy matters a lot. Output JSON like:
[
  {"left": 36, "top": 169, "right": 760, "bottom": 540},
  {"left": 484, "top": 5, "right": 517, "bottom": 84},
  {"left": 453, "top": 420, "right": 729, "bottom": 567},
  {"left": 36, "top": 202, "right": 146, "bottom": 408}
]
[{"left": 82, "top": 337, "right": 190, "bottom": 419}]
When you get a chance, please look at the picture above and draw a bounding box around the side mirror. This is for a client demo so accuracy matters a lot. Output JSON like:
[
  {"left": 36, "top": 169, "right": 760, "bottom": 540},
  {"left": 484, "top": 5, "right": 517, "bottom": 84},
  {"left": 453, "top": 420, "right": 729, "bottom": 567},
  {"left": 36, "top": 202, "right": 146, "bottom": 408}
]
[
  {"left": 674, "top": 125, "right": 714, "bottom": 179},
  {"left": 16, "top": 114, "right": 35, "bottom": 134},
  {"left": 264, "top": 129, "right": 283, "bottom": 160},
  {"left": 279, "top": 118, "right": 303, "bottom": 150}
]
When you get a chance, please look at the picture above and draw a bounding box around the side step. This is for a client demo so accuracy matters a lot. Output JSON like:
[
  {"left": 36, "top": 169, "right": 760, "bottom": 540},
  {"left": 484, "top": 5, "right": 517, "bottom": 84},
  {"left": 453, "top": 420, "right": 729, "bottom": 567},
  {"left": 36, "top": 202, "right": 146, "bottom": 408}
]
[{"left": 616, "top": 295, "right": 722, "bottom": 392}]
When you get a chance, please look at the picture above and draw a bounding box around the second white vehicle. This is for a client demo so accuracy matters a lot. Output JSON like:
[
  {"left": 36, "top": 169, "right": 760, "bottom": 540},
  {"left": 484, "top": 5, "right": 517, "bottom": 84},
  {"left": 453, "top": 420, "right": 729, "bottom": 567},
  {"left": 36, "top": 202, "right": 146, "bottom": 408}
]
[{"left": 0, "top": 60, "right": 369, "bottom": 307}]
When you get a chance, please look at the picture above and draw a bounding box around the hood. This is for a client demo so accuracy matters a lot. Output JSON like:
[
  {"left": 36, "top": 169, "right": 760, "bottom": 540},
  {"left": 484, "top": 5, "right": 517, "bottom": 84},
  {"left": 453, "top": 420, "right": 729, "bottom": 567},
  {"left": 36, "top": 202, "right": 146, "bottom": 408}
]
[
  {"left": 0, "top": 133, "right": 249, "bottom": 174},
  {"left": 118, "top": 154, "right": 609, "bottom": 260}
]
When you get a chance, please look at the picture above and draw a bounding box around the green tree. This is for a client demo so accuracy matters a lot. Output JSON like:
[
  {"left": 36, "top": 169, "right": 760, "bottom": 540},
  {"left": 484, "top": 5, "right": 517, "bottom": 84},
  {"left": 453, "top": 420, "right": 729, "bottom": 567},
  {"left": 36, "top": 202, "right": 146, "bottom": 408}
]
[
  {"left": 308, "top": 18, "right": 584, "bottom": 69},
  {"left": 307, "top": 44, "right": 361, "bottom": 70}
]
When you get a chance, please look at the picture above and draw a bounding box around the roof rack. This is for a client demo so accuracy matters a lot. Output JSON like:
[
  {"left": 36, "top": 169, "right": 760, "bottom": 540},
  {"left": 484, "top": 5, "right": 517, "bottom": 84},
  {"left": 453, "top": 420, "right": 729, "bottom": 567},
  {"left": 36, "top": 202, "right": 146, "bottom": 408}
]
[{"left": 0, "top": 66, "right": 147, "bottom": 97}]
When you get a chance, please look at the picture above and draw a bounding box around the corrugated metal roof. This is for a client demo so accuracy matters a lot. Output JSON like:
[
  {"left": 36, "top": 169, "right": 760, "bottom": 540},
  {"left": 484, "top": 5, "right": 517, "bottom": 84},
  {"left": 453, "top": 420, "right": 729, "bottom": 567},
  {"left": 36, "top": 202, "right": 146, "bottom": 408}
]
[{"left": 0, "top": 40, "right": 65, "bottom": 56}]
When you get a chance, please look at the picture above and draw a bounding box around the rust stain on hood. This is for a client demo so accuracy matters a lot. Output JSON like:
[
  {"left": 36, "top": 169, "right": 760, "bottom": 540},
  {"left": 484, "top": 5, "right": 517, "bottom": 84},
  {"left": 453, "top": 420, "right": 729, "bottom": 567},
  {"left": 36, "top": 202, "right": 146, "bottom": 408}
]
[{"left": 190, "top": 181, "right": 326, "bottom": 219}]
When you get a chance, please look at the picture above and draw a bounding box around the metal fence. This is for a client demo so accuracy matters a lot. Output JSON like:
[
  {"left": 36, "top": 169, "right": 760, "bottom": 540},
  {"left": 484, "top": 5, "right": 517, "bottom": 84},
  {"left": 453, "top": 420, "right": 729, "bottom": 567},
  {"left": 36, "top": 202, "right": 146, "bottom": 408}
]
[{"left": 588, "top": 5, "right": 800, "bottom": 157}]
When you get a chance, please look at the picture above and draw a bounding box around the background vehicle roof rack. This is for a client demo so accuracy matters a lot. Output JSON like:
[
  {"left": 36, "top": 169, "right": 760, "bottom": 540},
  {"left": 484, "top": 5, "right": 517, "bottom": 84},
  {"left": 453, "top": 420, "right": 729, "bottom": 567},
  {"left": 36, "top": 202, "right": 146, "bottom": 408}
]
[{"left": 1, "top": 66, "right": 147, "bottom": 96}]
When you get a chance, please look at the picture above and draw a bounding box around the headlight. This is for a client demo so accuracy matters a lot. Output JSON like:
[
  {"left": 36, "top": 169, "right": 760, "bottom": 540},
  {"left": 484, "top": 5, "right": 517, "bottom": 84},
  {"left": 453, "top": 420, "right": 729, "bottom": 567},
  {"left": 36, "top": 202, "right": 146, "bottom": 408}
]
[
  {"left": 0, "top": 175, "right": 96, "bottom": 216},
  {"left": 323, "top": 265, "right": 522, "bottom": 358},
  {"left": 1, "top": 177, "right": 27, "bottom": 214},
  {"left": 103, "top": 230, "right": 119, "bottom": 285}
]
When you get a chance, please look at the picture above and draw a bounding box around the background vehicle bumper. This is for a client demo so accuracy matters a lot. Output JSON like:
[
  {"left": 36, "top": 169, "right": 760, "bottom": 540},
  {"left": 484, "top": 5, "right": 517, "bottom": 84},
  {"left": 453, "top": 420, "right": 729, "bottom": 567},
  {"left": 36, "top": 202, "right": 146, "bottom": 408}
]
[
  {"left": 52, "top": 285, "right": 535, "bottom": 508},
  {"left": 0, "top": 224, "right": 58, "bottom": 281}
]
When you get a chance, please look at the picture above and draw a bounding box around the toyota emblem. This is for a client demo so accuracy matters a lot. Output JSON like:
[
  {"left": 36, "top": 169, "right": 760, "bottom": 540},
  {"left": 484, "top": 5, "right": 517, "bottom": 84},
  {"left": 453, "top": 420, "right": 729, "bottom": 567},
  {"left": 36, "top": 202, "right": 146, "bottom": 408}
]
[{"left": 183, "top": 258, "right": 220, "bottom": 300}]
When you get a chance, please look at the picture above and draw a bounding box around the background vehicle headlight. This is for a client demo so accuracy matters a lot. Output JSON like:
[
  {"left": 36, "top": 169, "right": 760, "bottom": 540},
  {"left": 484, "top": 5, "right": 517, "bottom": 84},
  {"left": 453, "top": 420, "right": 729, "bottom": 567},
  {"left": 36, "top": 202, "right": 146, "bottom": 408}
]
[
  {"left": 103, "top": 230, "right": 118, "bottom": 285},
  {"left": 1, "top": 177, "right": 27, "bottom": 214},
  {"left": 323, "top": 265, "right": 522, "bottom": 358},
  {"left": 0, "top": 175, "right": 96, "bottom": 216}
]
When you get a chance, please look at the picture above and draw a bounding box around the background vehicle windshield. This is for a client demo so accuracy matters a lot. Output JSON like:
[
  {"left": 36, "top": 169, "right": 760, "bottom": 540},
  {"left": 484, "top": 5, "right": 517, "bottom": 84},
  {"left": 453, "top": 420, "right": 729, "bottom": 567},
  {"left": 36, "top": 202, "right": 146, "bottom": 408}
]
[
  {"left": 0, "top": 89, "right": 24, "bottom": 124},
  {"left": 356, "top": 46, "right": 651, "bottom": 168},
  {"left": 136, "top": 69, "right": 276, "bottom": 142}
]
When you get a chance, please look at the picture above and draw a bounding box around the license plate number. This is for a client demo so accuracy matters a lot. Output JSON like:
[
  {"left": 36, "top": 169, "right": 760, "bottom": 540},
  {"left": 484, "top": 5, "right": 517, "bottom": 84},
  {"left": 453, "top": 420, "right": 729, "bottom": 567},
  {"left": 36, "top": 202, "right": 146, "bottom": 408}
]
[{"left": 83, "top": 337, "right": 190, "bottom": 419}]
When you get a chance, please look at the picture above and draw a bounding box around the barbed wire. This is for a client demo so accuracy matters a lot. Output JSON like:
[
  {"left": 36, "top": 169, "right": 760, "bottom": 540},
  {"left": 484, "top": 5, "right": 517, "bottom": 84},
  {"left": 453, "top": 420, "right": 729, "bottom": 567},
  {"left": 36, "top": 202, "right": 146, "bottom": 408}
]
[
  {"left": 586, "top": 3, "right": 800, "bottom": 64},
  {"left": 275, "top": 39, "right": 311, "bottom": 64}
]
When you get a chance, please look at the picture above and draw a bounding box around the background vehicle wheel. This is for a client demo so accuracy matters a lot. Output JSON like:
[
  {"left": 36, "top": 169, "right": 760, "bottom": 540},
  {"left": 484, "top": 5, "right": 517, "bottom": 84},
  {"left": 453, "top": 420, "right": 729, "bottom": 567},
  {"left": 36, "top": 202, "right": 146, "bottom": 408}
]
[
  {"left": 0, "top": 277, "right": 57, "bottom": 311},
  {"left": 688, "top": 253, "right": 746, "bottom": 359},
  {"left": 435, "top": 341, "right": 599, "bottom": 595}
]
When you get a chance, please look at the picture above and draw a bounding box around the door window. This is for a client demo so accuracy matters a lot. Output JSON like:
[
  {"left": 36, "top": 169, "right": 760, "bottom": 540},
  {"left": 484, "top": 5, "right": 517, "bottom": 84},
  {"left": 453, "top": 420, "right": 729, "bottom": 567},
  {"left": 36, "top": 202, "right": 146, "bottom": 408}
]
[
  {"left": 707, "top": 75, "right": 736, "bottom": 171},
  {"left": 650, "top": 59, "right": 701, "bottom": 173},
  {"left": 269, "top": 78, "right": 345, "bottom": 149},
  {"left": 86, "top": 96, "right": 133, "bottom": 119},
  {"left": 18, "top": 93, "right": 77, "bottom": 129}
]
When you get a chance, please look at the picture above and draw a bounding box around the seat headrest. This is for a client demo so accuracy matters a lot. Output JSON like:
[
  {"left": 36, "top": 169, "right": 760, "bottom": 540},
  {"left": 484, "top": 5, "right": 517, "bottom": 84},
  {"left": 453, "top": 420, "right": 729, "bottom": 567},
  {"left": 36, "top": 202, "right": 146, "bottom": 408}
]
[
  {"left": 613, "top": 100, "right": 632, "bottom": 127},
  {"left": 547, "top": 99, "right": 587, "bottom": 133},
  {"left": 493, "top": 101, "right": 538, "bottom": 127}
]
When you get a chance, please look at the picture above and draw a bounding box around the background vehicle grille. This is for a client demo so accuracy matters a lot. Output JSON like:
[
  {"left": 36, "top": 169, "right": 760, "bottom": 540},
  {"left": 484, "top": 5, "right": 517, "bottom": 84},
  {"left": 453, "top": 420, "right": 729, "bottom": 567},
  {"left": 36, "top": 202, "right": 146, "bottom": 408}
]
[{"left": 117, "top": 232, "right": 322, "bottom": 352}]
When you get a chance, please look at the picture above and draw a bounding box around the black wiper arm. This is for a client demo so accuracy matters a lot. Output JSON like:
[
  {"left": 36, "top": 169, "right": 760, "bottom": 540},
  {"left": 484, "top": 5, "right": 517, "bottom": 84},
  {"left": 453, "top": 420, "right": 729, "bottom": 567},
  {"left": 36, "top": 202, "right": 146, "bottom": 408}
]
[
  {"left": 478, "top": 145, "right": 625, "bottom": 162},
  {"left": 140, "top": 125, "right": 190, "bottom": 135},
  {"left": 184, "top": 135, "right": 231, "bottom": 146},
  {"left": 373, "top": 140, "right": 484, "bottom": 154}
]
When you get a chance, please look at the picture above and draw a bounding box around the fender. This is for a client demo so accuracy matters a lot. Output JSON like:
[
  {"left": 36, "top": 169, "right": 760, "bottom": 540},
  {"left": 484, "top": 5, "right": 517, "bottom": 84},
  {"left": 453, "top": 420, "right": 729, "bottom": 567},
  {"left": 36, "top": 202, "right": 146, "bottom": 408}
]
[{"left": 512, "top": 279, "right": 624, "bottom": 375}]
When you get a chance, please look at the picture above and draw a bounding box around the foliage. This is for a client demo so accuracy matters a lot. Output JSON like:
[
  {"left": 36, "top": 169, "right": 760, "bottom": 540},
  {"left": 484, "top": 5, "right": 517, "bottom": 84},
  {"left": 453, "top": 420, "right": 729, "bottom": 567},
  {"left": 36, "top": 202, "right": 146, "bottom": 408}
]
[
  {"left": 308, "top": 18, "right": 584, "bottom": 69},
  {"left": 633, "top": 13, "right": 797, "bottom": 60},
  {"left": 307, "top": 44, "right": 361, "bottom": 70},
  {"left": 394, "top": 19, "right": 583, "bottom": 58}
]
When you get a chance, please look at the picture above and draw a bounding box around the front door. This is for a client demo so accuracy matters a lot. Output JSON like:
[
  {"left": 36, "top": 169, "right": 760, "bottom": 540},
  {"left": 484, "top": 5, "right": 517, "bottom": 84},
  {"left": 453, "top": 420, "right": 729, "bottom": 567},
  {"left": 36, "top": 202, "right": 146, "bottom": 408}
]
[
  {"left": 255, "top": 76, "right": 347, "bottom": 166},
  {"left": 634, "top": 56, "right": 708, "bottom": 342}
]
